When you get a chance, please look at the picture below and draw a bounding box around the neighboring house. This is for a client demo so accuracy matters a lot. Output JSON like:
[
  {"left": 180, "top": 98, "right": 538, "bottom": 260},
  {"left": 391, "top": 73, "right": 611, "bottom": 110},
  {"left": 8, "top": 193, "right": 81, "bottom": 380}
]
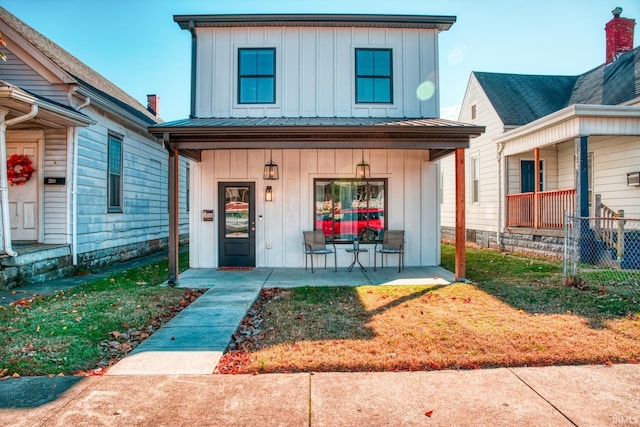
[
  {"left": 0, "top": 7, "right": 190, "bottom": 288},
  {"left": 149, "top": 13, "right": 484, "bottom": 283},
  {"left": 440, "top": 8, "right": 640, "bottom": 259}
]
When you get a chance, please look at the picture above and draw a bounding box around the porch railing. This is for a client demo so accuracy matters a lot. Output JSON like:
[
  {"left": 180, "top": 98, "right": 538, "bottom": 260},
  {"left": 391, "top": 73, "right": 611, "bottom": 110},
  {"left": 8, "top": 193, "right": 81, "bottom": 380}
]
[
  {"left": 594, "top": 194, "right": 624, "bottom": 259},
  {"left": 506, "top": 188, "right": 575, "bottom": 229}
]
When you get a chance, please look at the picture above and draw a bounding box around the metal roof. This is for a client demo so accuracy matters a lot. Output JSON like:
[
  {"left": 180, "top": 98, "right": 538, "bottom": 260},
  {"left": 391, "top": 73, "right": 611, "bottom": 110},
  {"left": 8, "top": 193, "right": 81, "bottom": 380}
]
[
  {"left": 174, "top": 14, "right": 456, "bottom": 31},
  {"left": 149, "top": 117, "right": 485, "bottom": 161},
  {"left": 153, "top": 117, "right": 479, "bottom": 128}
]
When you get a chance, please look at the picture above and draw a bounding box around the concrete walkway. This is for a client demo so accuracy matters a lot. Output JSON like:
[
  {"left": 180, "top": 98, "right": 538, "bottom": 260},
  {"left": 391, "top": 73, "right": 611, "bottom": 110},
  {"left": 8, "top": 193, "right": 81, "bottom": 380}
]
[{"left": 107, "top": 266, "right": 453, "bottom": 375}]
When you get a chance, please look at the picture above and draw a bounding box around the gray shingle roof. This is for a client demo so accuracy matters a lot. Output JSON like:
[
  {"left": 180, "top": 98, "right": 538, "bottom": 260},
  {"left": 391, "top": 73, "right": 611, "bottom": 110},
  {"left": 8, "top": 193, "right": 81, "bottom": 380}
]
[
  {"left": 474, "top": 72, "right": 578, "bottom": 126},
  {"left": 0, "top": 7, "right": 160, "bottom": 125},
  {"left": 475, "top": 46, "right": 640, "bottom": 126}
]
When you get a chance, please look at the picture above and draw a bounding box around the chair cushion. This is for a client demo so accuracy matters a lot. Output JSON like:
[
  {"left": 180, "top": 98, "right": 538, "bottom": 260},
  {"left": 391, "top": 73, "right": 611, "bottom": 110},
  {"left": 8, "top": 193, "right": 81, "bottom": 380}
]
[
  {"left": 309, "top": 249, "right": 334, "bottom": 254},
  {"left": 377, "top": 248, "right": 401, "bottom": 253}
]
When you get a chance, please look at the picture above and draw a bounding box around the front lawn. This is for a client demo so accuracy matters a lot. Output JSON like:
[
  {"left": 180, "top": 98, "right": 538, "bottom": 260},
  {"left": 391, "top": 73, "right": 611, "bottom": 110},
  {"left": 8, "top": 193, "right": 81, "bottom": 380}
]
[
  {"left": 0, "top": 252, "right": 197, "bottom": 376},
  {"left": 217, "top": 245, "right": 640, "bottom": 373}
]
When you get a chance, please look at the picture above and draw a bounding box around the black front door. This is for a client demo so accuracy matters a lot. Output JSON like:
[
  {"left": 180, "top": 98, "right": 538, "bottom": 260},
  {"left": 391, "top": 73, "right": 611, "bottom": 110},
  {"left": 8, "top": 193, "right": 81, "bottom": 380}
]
[{"left": 218, "top": 182, "right": 255, "bottom": 267}]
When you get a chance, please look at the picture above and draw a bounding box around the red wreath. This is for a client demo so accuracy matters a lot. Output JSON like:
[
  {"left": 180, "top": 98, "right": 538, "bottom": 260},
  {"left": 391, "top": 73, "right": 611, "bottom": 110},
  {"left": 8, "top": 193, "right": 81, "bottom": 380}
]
[{"left": 7, "top": 154, "right": 35, "bottom": 186}]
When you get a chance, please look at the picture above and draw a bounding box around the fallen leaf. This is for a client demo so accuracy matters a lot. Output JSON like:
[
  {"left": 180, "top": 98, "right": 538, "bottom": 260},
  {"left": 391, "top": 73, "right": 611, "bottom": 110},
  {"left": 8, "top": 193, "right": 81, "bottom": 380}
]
[{"left": 425, "top": 410, "right": 433, "bottom": 417}]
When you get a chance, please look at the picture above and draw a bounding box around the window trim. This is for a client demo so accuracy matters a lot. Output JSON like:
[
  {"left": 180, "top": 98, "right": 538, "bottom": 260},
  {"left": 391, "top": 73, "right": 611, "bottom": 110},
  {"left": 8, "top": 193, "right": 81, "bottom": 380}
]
[
  {"left": 186, "top": 164, "right": 190, "bottom": 213},
  {"left": 237, "top": 47, "right": 276, "bottom": 105},
  {"left": 355, "top": 48, "right": 393, "bottom": 104},
  {"left": 107, "top": 133, "right": 123, "bottom": 213},
  {"left": 314, "top": 178, "right": 388, "bottom": 243},
  {"left": 471, "top": 154, "right": 480, "bottom": 204}
]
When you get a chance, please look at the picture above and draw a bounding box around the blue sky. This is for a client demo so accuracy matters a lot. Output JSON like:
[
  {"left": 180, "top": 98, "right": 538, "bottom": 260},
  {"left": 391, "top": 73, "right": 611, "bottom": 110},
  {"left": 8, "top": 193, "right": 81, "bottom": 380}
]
[{"left": 1, "top": 0, "right": 638, "bottom": 121}]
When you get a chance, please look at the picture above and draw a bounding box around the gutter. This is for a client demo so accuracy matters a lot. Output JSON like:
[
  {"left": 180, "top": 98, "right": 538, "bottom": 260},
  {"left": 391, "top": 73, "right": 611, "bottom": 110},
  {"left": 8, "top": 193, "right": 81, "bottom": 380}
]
[
  {"left": 0, "top": 105, "right": 38, "bottom": 257},
  {"left": 74, "top": 86, "right": 156, "bottom": 135},
  {"left": 68, "top": 87, "right": 90, "bottom": 265},
  {"left": 189, "top": 20, "right": 197, "bottom": 119}
]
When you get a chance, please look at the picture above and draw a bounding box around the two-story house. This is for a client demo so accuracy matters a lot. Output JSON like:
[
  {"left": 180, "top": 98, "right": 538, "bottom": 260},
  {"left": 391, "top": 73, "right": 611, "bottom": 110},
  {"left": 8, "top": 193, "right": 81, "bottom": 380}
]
[
  {"left": 150, "top": 13, "right": 484, "bottom": 283},
  {"left": 0, "top": 7, "right": 190, "bottom": 288}
]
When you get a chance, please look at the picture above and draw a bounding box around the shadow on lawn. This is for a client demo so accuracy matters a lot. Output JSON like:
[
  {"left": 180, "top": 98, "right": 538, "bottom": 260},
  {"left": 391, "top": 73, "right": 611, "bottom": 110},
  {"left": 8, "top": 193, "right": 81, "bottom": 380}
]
[
  {"left": 234, "top": 285, "right": 443, "bottom": 347},
  {"left": 476, "top": 279, "right": 639, "bottom": 327}
]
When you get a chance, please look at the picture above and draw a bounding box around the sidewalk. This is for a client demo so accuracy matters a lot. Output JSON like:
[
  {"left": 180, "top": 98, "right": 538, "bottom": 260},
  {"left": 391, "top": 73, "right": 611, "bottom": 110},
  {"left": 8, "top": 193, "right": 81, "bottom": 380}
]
[{"left": 1, "top": 364, "right": 639, "bottom": 426}]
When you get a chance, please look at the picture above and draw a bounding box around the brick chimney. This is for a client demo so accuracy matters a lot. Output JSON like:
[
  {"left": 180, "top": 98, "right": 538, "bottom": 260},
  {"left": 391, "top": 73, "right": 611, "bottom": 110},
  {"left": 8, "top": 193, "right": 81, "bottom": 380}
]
[
  {"left": 605, "top": 7, "right": 635, "bottom": 64},
  {"left": 147, "top": 94, "right": 159, "bottom": 116}
]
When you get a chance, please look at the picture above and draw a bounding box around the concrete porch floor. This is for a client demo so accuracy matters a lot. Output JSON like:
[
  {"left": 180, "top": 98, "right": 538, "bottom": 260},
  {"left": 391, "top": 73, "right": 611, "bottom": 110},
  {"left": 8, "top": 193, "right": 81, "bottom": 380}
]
[{"left": 173, "top": 265, "right": 455, "bottom": 289}]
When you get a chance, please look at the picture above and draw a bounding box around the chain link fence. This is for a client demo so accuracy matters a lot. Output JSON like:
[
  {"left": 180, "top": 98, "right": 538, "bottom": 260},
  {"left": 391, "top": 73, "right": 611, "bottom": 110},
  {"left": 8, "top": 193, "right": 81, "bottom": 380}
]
[{"left": 564, "top": 213, "right": 640, "bottom": 301}]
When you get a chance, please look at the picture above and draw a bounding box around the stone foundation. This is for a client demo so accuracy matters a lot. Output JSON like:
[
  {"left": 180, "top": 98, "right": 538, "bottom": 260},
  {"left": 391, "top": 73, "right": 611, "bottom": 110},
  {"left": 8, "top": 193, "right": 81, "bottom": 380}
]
[
  {"left": 441, "top": 226, "right": 565, "bottom": 259},
  {"left": 0, "top": 234, "right": 189, "bottom": 291}
]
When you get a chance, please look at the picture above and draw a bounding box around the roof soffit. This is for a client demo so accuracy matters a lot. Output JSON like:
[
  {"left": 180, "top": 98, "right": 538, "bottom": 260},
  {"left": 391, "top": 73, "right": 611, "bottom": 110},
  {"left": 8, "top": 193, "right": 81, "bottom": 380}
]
[{"left": 174, "top": 13, "right": 456, "bottom": 31}]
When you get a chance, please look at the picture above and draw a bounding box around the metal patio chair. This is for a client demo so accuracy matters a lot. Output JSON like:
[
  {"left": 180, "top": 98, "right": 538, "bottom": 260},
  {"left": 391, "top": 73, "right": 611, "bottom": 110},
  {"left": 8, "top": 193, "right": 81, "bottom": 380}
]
[
  {"left": 374, "top": 230, "right": 405, "bottom": 273},
  {"left": 303, "top": 231, "right": 337, "bottom": 273}
]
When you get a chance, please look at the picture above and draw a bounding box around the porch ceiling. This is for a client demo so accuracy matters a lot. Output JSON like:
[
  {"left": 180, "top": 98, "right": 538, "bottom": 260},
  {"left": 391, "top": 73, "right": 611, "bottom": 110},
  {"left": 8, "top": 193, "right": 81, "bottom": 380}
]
[{"left": 149, "top": 117, "right": 485, "bottom": 162}]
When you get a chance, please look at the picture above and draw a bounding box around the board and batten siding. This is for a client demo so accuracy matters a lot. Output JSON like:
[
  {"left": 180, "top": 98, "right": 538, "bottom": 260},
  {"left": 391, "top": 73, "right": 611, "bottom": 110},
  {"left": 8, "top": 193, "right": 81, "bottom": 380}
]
[
  {"left": 75, "top": 108, "right": 189, "bottom": 255},
  {"left": 189, "top": 148, "right": 438, "bottom": 269},
  {"left": 194, "top": 26, "right": 439, "bottom": 118}
]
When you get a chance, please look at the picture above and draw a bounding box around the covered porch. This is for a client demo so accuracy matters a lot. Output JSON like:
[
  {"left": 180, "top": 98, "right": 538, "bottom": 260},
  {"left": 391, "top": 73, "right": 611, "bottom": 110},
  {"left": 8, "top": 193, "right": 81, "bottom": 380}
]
[
  {"left": 497, "top": 105, "right": 640, "bottom": 232},
  {"left": 150, "top": 117, "right": 484, "bottom": 284}
]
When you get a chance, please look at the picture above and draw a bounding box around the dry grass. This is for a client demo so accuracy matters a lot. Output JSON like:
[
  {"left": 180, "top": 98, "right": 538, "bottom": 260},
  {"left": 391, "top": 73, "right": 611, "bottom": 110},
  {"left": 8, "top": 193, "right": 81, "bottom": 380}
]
[{"left": 218, "top": 246, "right": 640, "bottom": 373}]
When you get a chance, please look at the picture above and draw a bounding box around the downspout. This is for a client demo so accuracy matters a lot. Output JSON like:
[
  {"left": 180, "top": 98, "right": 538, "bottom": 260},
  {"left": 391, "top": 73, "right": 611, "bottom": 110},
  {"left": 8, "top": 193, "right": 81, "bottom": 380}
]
[
  {"left": 0, "top": 105, "right": 38, "bottom": 257},
  {"left": 496, "top": 140, "right": 505, "bottom": 247},
  {"left": 68, "top": 89, "right": 90, "bottom": 265},
  {"left": 189, "top": 20, "right": 197, "bottom": 119}
]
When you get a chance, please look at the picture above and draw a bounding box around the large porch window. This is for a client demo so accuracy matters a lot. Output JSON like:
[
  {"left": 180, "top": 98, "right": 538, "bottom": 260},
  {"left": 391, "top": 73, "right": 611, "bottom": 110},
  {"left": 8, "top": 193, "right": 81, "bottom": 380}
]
[{"left": 314, "top": 179, "right": 387, "bottom": 243}]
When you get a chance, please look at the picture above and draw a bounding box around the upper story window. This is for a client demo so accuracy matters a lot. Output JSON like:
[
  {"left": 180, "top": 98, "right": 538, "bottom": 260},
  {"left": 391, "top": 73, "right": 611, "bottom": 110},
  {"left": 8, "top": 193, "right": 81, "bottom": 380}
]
[
  {"left": 355, "top": 48, "right": 392, "bottom": 104},
  {"left": 238, "top": 48, "right": 275, "bottom": 104},
  {"left": 107, "top": 134, "right": 123, "bottom": 213}
]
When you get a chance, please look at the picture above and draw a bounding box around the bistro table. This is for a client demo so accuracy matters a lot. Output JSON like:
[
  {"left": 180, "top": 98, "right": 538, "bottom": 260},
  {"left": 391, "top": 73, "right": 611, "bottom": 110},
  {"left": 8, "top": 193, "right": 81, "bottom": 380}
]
[{"left": 345, "top": 248, "right": 368, "bottom": 272}]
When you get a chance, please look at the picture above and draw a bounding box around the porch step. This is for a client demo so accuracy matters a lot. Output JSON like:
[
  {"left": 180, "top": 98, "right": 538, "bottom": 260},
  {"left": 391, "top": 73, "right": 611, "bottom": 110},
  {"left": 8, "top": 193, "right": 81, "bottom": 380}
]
[{"left": 0, "top": 245, "right": 73, "bottom": 290}]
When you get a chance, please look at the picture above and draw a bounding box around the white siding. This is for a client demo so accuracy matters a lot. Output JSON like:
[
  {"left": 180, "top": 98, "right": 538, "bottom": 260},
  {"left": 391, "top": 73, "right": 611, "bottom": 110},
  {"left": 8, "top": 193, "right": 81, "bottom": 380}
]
[
  {"left": 589, "top": 135, "right": 640, "bottom": 218},
  {"left": 0, "top": 49, "right": 69, "bottom": 105},
  {"left": 194, "top": 26, "right": 440, "bottom": 118},
  {"left": 190, "top": 148, "right": 438, "bottom": 269},
  {"left": 439, "top": 74, "right": 503, "bottom": 232},
  {"left": 43, "top": 128, "right": 68, "bottom": 243},
  {"left": 75, "top": 106, "right": 189, "bottom": 254}
]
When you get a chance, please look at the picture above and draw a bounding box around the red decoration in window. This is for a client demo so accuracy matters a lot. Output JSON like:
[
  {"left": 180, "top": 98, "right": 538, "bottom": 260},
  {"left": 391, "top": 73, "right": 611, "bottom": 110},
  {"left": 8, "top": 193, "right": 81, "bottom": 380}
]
[{"left": 6, "top": 154, "right": 35, "bottom": 185}]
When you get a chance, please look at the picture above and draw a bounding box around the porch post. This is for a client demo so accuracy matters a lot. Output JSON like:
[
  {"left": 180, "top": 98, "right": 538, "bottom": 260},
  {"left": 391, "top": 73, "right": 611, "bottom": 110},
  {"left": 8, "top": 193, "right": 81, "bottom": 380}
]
[
  {"left": 168, "top": 148, "right": 179, "bottom": 285},
  {"left": 534, "top": 147, "right": 540, "bottom": 228},
  {"left": 575, "top": 136, "right": 589, "bottom": 242},
  {"left": 455, "top": 147, "right": 466, "bottom": 281}
]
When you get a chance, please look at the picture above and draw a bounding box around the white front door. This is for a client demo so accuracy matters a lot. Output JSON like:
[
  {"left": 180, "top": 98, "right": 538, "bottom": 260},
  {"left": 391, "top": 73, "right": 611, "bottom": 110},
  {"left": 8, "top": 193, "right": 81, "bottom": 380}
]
[{"left": 7, "top": 142, "right": 39, "bottom": 241}]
